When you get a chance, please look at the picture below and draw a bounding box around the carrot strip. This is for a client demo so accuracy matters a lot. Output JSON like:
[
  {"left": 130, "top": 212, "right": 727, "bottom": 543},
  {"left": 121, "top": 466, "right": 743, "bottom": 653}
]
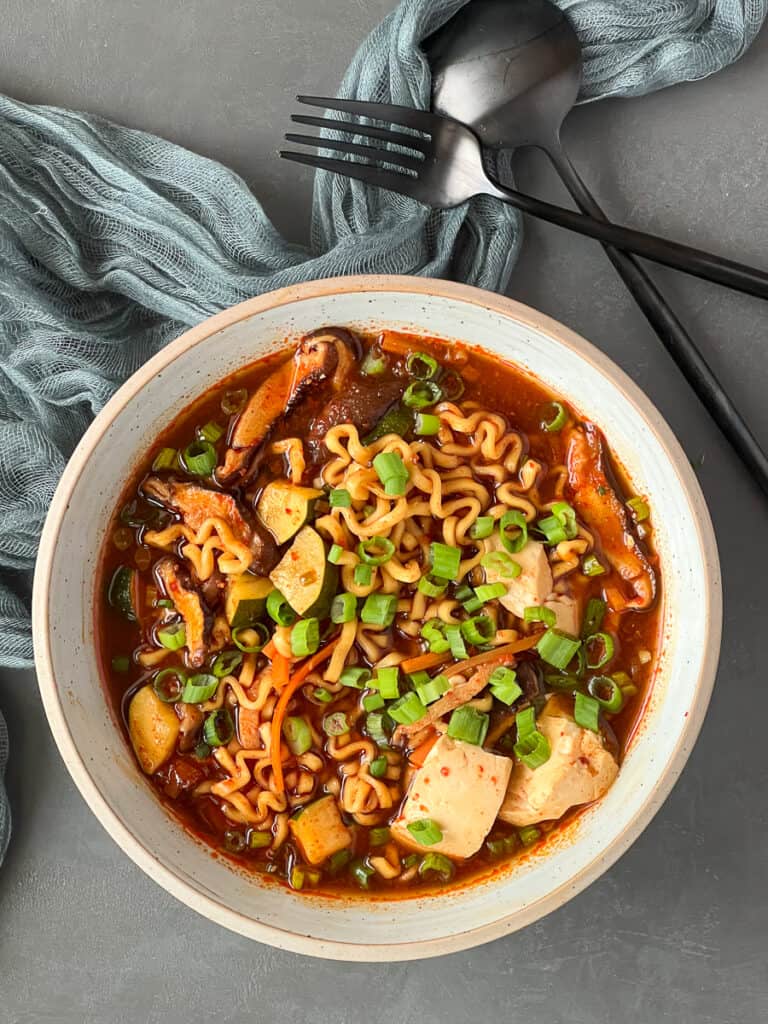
[
  {"left": 408, "top": 732, "right": 438, "bottom": 767},
  {"left": 271, "top": 651, "right": 290, "bottom": 690},
  {"left": 399, "top": 650, "right": 451, "bottom": 674},
  {"left": 270, "top": 639, "right": 340, "bottom": 793},
  {"left": 262, "top": 639, "right": 277, "bottom": 660},
  {"left": 378, "top": 330, "right": 413, "bottom": 356}
]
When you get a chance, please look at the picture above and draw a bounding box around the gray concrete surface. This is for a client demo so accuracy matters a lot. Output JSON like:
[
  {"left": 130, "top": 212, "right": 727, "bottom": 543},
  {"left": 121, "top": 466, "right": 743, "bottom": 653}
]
[{"left": 1, "top": 2, "right": 767, "bottom": 1022}]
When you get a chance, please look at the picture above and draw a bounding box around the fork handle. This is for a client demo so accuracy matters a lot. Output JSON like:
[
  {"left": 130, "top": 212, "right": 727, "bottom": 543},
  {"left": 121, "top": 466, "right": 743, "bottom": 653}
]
[
  {"left": 541, "top": 142, "right": 768, "bottom": 495},
  {"left": 489, "top": 172, "right": 768, "bottom": 301}
]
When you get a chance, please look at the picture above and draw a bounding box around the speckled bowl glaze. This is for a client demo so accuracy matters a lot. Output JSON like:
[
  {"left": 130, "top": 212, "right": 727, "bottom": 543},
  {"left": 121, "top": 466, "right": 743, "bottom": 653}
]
[{"left": 33, "top": 276, "right": 721, "bottom": 960}]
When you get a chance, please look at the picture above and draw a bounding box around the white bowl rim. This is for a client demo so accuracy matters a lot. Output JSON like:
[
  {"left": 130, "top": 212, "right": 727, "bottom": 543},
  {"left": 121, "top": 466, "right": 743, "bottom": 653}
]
[{"left": 33, "top": 274, "right": 721, "bottom": 960}]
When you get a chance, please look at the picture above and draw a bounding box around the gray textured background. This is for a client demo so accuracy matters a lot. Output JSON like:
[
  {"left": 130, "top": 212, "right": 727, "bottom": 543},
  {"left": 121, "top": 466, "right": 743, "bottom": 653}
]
[{"left": 1, "top": 2, "right": 767, "bottom": 1022}]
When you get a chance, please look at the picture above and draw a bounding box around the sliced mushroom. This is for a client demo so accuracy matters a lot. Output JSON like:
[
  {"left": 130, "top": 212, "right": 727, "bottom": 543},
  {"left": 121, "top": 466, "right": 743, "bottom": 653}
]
[
  {"left": 155, "top": 557, "right": 211, "bottom": 667},
  {"left": 566, "top": 423, "right": 656, "bottom": 610}
]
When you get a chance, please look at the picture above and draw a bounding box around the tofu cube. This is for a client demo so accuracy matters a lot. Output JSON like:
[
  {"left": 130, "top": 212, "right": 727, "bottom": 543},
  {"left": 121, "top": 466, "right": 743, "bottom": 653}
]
[
  {"left": 289, "top": 795, "right": 352, "bottom": 865},
  {"left": 391, "top": 735, "right": 513, "bottom": 860},
  {"left": 483, "top": 535, "right": 553, "bottom": 620},
  {"left": 544, "top": 594, "right": 580, "bottom": 636}
]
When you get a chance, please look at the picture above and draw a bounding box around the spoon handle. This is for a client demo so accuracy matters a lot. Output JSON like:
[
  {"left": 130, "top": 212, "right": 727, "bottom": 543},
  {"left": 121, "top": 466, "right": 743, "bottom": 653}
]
[{"left": 543, "top": 143, "right": 768, "bottom": 494}]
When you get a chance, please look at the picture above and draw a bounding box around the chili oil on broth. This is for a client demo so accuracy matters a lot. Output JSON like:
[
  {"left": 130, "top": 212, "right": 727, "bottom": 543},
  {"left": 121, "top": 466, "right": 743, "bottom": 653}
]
[{"left": 96, "top": 328, "right": 662, "bottom": 899}]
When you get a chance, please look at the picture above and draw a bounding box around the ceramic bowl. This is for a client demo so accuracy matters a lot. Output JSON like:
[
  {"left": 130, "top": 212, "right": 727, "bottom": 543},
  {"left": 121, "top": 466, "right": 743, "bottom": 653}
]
[{"left": 33, "top": 276, "right": 721, "bottom": 960}]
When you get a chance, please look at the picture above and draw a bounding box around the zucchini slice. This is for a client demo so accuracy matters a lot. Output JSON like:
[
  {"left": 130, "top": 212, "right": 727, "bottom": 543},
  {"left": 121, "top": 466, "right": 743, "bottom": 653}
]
[
  {"left": 256, "top": 481, "right": 323, "bottom": 545},
  {"left": 108, "top": 565, "right": 139, "bottom": 621},
  {"left": 224, "top": 574, "right": 274, "bottom": 629},
  {"left": 269, "top": 526, "right": 338, "bottom": 618}
]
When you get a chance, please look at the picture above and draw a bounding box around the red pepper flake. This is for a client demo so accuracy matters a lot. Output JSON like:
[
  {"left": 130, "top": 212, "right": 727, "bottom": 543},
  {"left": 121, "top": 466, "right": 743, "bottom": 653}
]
[
  {"left": 490, "top": 776, "right": 497, "bottom": 784},
  {"left": 285, "top": 507, "right": 293, "bottom": 514},
  {"left": 440, "top": 766, "right": 450, "bottom": 777},
  {"left": 423, "top": 777, "right": 430, "bottom": 784},
  {"left": 419, "top": 804, "right": 428, "bottom": 812}
]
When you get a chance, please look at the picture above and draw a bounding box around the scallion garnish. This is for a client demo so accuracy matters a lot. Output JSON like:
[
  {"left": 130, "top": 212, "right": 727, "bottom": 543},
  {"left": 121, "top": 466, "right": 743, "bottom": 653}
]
[
  {"left": 211, "top": 649, "right": 243, "bottom": 678},
  {"left": 420, "top": 618, "right": 450, "bottom": 654},
  {"left": 247, "top": 830, "right": 272, "bottom": 849},
  {"left": 406, "top": 818, "right": 443, "bottom": 846},
  {"left": 587, "top": 674, "right": 625, "bottom": 713},
  {"left": 414, "top": 412, "right": 440, "bottom": 436},
  {"left": 203, "top": 708, "right": 234, "bottom": 747},
  {"left": 480, "top": 550, "right": 521, "bottom": 579},
  {"left": 361, "top": 346, "right": 386, "bottom": 376},
  {"left": 440, "top": 369, "right": 465, "bottom": 401},
  {"left": 514, "top": 729, "right": 551, "bottom": 769},
  {"left": 374, "top": 666, "right": 400, "bottom": 700},
  {"left": 469, "top": 516, "right": 495, "bottom": 540},
  {"left": 537, "top": 501, "right": 578, "bottom": 545},
  {"left": 462, "top": 595, "right": 484, "bottom": 614},
  {"left": 365, "top": 712, "right": 389, "bottom": 744},
  {"left": 454, "top": 584, "right": 474, "bottom": 603},
  {"left": 417, "top": 572, "right": 449, "bottom": 597},
  {"left": 523, "top": 605, "right": 557, "bottom": 627},
  {"left": 372, "top": 451, "right": 410, "bottom": 496},
  {"left": 339, "top": 666, "right": 370, "bottom": 689},
  {"left": 151, "top": 447, "right": 178, "bottom": 471},
  {"left": 627, "top": 496, "right": 650, "bottom": 522},
  {"left": 181, "top": 673, "right": 219, "bottom": 704},
  {"left": 328, "top": 543, "right": 344, "bottom": 565},
  {"left": 329, "top": 488, "right": 352, "bottom": 508},
  {"left": 430, "top": 542, "right": 461, "bottom": 581},
  {"left": 585, "top": 631, "right": 615, "bottom": 670},
  {"left": 541, "top": 401, "right": 568, "bottom": 432},
  {"left": 444, "top": 623, "right": 467, "bottom": 660},
  {"left": 519, "top": 825, "right": 541, "bottom": 846},
  {"left": 291, "top": 618, "right": 320, "bottom": 658},
  {"left": 447, "top": 705, "right": 489, "bottom": 745},
  {"left": 353, "top": 563, "right": 373, "bottom": 587},
  {"left": 418, "top": 852, "right": 455, "bottom": 881},
  {"left": 111, "top": 654, "right": 131, "bottom": 674},
  {"left": 581, "top": 597, "right": 606, "bottom": 638},
  {"left": 182, "top": 439, "right": 217, "bottom": 476},
  {"left": 460, "top": 615, "right": 495, "bottom": 646},
  {"left": 402, "top": 380, "right": 442, "bottom": 409},
  {"left": 574, "top": 692, "right": 601, "bottom": 732},
  {"left": 331, "top": 592, "right": 357, "bottom": 624},
  {"left": 156, "top": 621, "right": 186, "bottom": 651},
  {"left": 499, "top": 509, "right": 528, "bottom": 553},
  {"left": 312, "top": 687, "right": 334, "bottom": 704},
  {"left": 370, "top": 826, "right": 391, "bottom": 847},
  {"left": 414, "top": 673, "right": 449, "bottom": 705},
  {"left": 350, "top": 859, "right": 375, "bottom": 889},
  {"left": 220, "top": 388, "right": 247, "bottom": 415},
  {"left": 283, "top": 716, "right": 312, "bottom": 755},
  {"left": 266, "top": 588, "right": 297, "bottom": 626},
  {"left": 474, "top": 582, "right": 507, "bottom": 604},
  {"left": 358, "top": 536, "right": 395, "bottom": 566},
  {"left": 360, "top": 592, "right": 397, "bottom": 627},
  {"left": 232, "top": 623, "right": 269, "bottom": 653},
  {"left": 369, "top": 755, "right": 388, "bottom": 777},
  {"left": 406, "top": 351, "right": 440, "bottom": 380},
  {"left": 582, "top": 554, "right": 606, "bottom": 577},
  {"left": 387, "top": 691, "right": 427, "bottom": 725},
  {"left": 323, "top": 711, "right": 350, "bottom": 737},
  {"left": 536, "top": 628, "right": 581, "bottom": 671},
  {"left": 198, "top": 420, "right": 224, "bottom": 444},
  {"left": 362, "top": 691, "right": 385, "bottom": 712},
  {"left": 489, "top": 666, "right": 522, "bottom": 705},
  {"left": 153, "top": 667, "right": 186, "bottom": 703}
]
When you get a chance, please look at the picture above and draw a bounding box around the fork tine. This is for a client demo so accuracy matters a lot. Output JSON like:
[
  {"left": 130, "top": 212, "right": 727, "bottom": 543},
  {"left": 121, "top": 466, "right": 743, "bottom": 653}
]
[
  {"left": 296, "top": 94, "right": 438, "bottom": 134},
  {"left": 280, "top": 150, "right": 425, "bottom": 202},
  {"left": 290, "top": 114, "right": 430, "bottom": 155},
  {"left": 284, "top": 133, "right": 424, "bottom": 172}
]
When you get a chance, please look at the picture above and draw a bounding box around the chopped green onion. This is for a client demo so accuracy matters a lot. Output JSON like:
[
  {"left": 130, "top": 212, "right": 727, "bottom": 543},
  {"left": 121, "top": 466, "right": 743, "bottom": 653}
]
[
  {"left": 627, "top": 496, "right": 650, "bottom": 522},
  {"left": 460, "top": 615, "right": 495, "bottom": 646},
  {"left": 232, "top": 624, "right": 269, "bottom": 653},
  {"left": 574, "top": 692, "right": 601, "bottom": 732},
  {"left": 414, "top": 673, "right": 449, "bottom": 705},
  {"left": 430, "top": 542, "right": 461, "bottom": 581},
  {"left": 155, "top": 598, "right": 174, "bottom": 609},
  {"left": 266, "top": 589, "right": 297, "bottom": 627},
  {"left": 582, "top": 554, "right": 606, "bottom": 577},
  {"left": 354, "top": 563, "right": 373, "bottom": 587},
  {"left": 111, "top": 654, "right": 130, "bottom": 674},
  {"left": 156, "top": 621, "right": 186, "bottom": 651},
  {"left": 365, "top": 712, "right": 389, "bottom": 744},
  {"left": 519, "top": 825, "right": 541, "bottom": 846},
  {"left": 421, "top": 618, "right": 450, "bottom": 654},
  {"left": 374, "top": 666, "right": 400, "bottom": 700},
  {"left": 247, "top": 830, "right": 272, "bottom": 849},
  {"left": 153, "top": 667, "right": 186, "bottom": 703},
  {"left": 444, "top": 623, "right": 467, "bottom": 660},
  {"left": 552, "top": 501, "right": 578, "bottom": 538},
  {"left": 323, "top": 711, "right": 350, "bottom": 737},
  {"left": 283, "top": 716, "right": 312, "bottom": 755},
  {"left": 369, "top": 755, "right": 388, "bottom": 777},
  {"left": 363, "top": 405, "right": 414, "bottom": 444},
  {"left": 327, "top": 543, "right": 344, "bottom": 564},
  {"left": 372, "top": 451, "right": 410, "bottom": 496},
  {"left": 181, "top": 673, "right": 219, "bottom": 703},
  {"left": 388, "top": 691, "right": 427, "bottom": 725},
  {"left": 489, "top": 666, "right": 522, "bottom": 706},
  {"left": 361, "top": 346, "right": 386, "bottom": 376},
  {"left": 523, "top": 605, "right": 557, "bottom": 627},
  {"left": 462, "top": 595, "right": 484, "bottom": 614},
  {"left": 419, "top": 852, "right": 455, "bottom": 881},
  {"left": 514, "top": 729, "right": 551, "bottom": 769},
  {"left": 203, "top": 708, "right": 234, "bottom": 747},
  {"left": 414, "top": 413, "right": 440, "bottom": 436},
  {"left": 406, "top": 818, "right": 443, "bottom": 846},
  {"left": 515, "top": 705, "right": 536, "bottom": 738},
  {"left": 350, "top": 859, "right": 375, "bottom": 889},
  {"left": 360, "top": 592, "right": 397, "bottom": 627},
  {"left": 370, "top": 826, "right": 391, "bottom": 847},
  {"left": 211, "top": 649, "right": 243, "bottom": 678},
  {"left": 328, "top": 849, "right": 352, "bottom": 874},
  {"left": 585, "top": 632, "right": 615, "bottom": 670},
  {"left": 193, "top": 740, "right": 211, "bottom": 760},
  {"left": 587, "top": 675, "right": 625, "bottom": 713},
  {"left": 331, "top": 592, "right": 357, "bottom": 624},
  {"left": 312, "top": 687, "right": 334, "bottom": 704},
  {"left": 152, "top": 447, "right": 178, "bottom": 471},
  {"left": 474, "top": 582, "right": 507, "bottom": 604},
  {"left": 358, "top": 536, "right": 395, "bottom": 566},
  {"left": 440, "top": 369, "right": 465, "bottom": 401},
  {"left": 486, "top": 835, "right": 517, "bottom": 858},
  {"left": 329, "top": 488, "right": 352, "bottom": 508},
  {"left": 289, "top": 865, "right": 305, "bottom": 890},
  {"left": 406, "top": 351, "right": 440, "bottom": 380},
  {"left": 454, "top": 583, "right": 474, "bottom": 602},
  {"left": 362, "top": 690, "right": 386, "bottom": 714},
  {"left": 198, "top": 420, "right": 224, "bottom": 444},
  {"left": 408, "top": 670, "right": 431, "bottom": 688},
  {"left": 339, "top": 666, "right": 371, "bottom": 689},
  {"left": 581, "top": 597, "right": 606, "bottom": 638},
  {"left": 536, "top": 628, "right": 582, "bottom": 671},
  {"left": 221, "top": 388, "right": 247, "bottom": 415},
  {"left": 224, "top": 829, "right": 247, "bottom": 854},
  {"left": 480, "top": 550, "right": 521, "bottom": 579},
  {"left": 499, "top": 510, "right": 528, "bottom": 554},
  {"left": 417, "top": 573, "right": 449, "bottom": 597},
  {"left": 402, "top": 380, "right": 442, "bottom": 409},
  {"left": 541, "top": 401, "right": 568, "bottom": 432},
  {"left": 182, "top": 439, "right": 217, "bottom": 476},
  {"left": 470, "top": 516, "right": 495, "bottom": 540},
  {"left": 537, "top": 514, "right": 567, "bottom": 545},
  {"left": 291, "top": 618, "right": 320, "bottom": 657},
  {"left": 447, "top": 705, "right": 489, "bottom": 745}
]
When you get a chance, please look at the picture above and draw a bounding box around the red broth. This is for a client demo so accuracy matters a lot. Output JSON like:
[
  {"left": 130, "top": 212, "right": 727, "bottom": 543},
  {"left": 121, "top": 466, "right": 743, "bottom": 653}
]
[{"left": 96, "top": 329, "right": 661, "bottom": 896}]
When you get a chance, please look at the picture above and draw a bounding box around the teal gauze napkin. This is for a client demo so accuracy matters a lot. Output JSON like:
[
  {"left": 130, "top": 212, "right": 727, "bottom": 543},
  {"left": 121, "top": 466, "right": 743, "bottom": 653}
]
[{"left": 0, "top": 0, "right": 765, "bottom": 864}]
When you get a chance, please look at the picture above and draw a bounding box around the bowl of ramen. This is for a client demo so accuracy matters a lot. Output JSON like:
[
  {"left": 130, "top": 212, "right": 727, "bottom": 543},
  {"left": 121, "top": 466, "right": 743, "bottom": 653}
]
[{"left": 33, "top": 275, "right": 720, "bottom": 959}]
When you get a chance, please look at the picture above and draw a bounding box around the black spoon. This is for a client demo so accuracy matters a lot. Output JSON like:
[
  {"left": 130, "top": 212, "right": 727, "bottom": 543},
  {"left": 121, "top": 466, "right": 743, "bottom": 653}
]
[{"left": 425, "top": 0, "right": 768, "bottom": 494}]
